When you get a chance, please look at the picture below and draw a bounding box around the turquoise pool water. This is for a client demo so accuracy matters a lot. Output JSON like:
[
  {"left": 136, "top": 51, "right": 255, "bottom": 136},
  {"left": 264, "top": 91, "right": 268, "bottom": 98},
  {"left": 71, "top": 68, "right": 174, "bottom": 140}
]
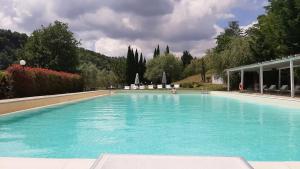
[{"left": 0, "top": 92, "right": 300, "bottom": 161}]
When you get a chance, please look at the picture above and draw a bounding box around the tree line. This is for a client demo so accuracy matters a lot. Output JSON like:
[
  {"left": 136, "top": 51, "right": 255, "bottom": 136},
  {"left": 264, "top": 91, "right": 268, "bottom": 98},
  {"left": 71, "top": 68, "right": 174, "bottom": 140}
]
[{"left": 206, "top": 0, "right": 300, "bottom": 79}]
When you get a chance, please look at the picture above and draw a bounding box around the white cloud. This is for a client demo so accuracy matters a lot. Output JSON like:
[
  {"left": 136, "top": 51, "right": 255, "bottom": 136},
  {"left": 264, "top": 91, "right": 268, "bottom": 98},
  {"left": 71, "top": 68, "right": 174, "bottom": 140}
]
[
  {"left": 0, "top": 0, "right": 266, "bottom": 57},
  {"left": 95, "top": 37, "right": 142, "bottom": 57}
]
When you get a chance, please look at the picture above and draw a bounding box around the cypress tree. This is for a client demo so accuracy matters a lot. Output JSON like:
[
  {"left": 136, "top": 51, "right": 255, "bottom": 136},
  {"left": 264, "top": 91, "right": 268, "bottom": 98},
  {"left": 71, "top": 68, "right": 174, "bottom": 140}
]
[
  {"left": 139, "top": 53, "right": 144, "bottom": 81},
  {"left": 134, "top": 49, "right": 139, "bottom": 65},
  {"left": 165, "top": 45, "right": 170, "bottom": 54},
  {"left": 153, "top": 48, "right": 157, "bottom": 58},
  {"left": 157, "top": 45, "right": 160, "bottom": 56},
  {"left": 126, "top": 46, "right": 133, "bottom": 84}
]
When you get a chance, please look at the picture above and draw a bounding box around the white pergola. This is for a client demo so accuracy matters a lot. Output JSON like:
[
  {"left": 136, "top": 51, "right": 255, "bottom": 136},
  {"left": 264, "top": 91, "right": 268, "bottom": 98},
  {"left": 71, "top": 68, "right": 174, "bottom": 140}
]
[{"left": 226, "top": 55, "right": 300, "bottom": 97}]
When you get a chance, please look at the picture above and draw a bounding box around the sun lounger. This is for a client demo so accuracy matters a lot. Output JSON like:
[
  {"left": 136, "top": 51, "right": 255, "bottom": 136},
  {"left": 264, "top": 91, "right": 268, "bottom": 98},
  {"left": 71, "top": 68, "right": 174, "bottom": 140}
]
[
  {"left": 157, "top": 84, "right": 163, "bottom": 89},
  {"left": 174, "top": 84, "right": 180, "bottom": 89},
  {"left": 295, "top": 85, "right": 300, "bottom": 93},
  {"left": 124, "top": 86, "right": 130, "bottom": 90},
  {"left": 90, "top": 154, "right": 253, "bottom": 169},
  {"left": 148, "top": 85, "right": 154, "bottom": 89},
  {"left": 264, "top": 85, "right": 276, "bottom": 92},
  {"left": 139, "top": 85, "right": 145, "bottom": 90},
  {"left": 256, "top": 85, "right": 266, "bottom": 91},
  {"left": 166, "top": 84, "right": 171, "bottom": 89},
  {"left": 276, "top": 85, "right": 288, "bottom": 94}
]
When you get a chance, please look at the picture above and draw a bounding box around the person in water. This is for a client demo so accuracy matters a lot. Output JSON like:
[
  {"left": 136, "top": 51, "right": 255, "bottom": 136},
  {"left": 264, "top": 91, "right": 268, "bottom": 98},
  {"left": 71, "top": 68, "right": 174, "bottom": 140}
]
[{"left": 171, "top": 87, "right": 176, "bottom": 94}]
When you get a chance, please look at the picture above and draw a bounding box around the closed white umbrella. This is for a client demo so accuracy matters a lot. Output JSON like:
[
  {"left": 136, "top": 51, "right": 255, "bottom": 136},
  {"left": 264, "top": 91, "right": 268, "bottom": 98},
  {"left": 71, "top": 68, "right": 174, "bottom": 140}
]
[
  {"left": 135, "top": 73, "right": 140, "bottom": 85},
  {"left": 162, "top": 72, "right": 167, "bottom": 84}
]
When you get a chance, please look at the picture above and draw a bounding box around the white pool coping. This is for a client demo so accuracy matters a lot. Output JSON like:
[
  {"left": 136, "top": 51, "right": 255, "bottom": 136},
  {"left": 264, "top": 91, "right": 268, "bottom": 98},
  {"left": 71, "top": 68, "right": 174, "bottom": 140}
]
[
  {"left": 90, "top": 154, "right": 253, "bottom": 169},
  {"left": 1, "top": 157, "right": 300, "bottom": 169},
  {"left": 210, "top": 91, "right": 300, "bottom": 109}
]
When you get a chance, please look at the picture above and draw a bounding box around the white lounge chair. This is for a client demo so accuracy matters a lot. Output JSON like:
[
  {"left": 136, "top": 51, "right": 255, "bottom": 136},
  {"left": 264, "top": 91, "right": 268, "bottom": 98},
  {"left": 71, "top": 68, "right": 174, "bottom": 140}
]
[
  {"left": 277, "top": 85, "right": 288, "bottom": 93},
  {"left": 139, "top": 85, "right": 145, "bottom": 90},
  {"left": 90, "top": 154, "right": 253, "bottom": 169},
  {"left": 295, "top": 85, "right": 300, "bottom": 92},
  {"left": 265, "top": 85, "right": 276, "bottom": 92},
  {"left": 148, "top": 85, "right": 154, "bottom": 89},
  {"left": 166, "top": 84, "right": 171, "bottom": 89},
  {"left": 124, "top": 86, "right": 130, "bottom": 90},
  {"left": 157, "top": 84, "right": 163, "bottom": 89},
  {"left": 174, "top": 84, "right": 180, "bottom": 89},
  {"left": 130, "top": 84, "right": 138, "bottom": 90}
]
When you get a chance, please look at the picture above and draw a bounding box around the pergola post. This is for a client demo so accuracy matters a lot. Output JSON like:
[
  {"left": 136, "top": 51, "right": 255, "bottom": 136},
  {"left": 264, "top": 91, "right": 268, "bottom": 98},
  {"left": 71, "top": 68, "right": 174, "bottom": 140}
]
[
  {"left": 241, "top": 69, "right": 244, "bottom": 87},
  {"left": 290, "top": 60, "right": 295, "bottom": 97},
  {"left": 227, "top": 70, "right": 230, "bottom": 91},
  {"left": 260, "top": 66, "right": 264, "bottom": 94},
  {"left": 278, "top": 69, "right": 281, "bottom": 89}
]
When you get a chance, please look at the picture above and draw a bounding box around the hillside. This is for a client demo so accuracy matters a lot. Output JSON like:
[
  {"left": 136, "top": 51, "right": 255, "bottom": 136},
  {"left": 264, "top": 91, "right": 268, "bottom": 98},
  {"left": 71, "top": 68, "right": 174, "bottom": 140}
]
[
  {"left": 175, "top": 74, "right": 226, "bottom": 91},
  {"left": 176, "top": 74, "right": 203, "bottom": 84}
]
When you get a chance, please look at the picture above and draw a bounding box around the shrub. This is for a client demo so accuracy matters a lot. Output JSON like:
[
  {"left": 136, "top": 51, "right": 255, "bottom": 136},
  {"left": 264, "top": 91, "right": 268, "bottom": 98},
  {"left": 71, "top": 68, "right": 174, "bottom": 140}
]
[
  {"left": 6, "top": 64, "right": 83, "bottom": 97},
  {"left": 0, "top": 71, "right": 13, "bottom": 99}
]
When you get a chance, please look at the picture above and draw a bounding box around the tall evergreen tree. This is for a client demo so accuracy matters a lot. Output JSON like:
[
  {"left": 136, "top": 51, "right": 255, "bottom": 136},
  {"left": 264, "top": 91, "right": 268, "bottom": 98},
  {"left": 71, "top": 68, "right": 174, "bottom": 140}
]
[
  {"left": 153, "top": 48, "right": 157, "bottom": 58},
  {"left": 157, "top": 45, "right": 160, "bottom": 56},
  {"left": 126, "top": 46, "right": 134, "bottom": 84},
  {"left": 181, "top": 50, "right": 193, "bottom": 67},
  {"left": 139, "top": 53, "right": 144, "bottom": 81},
  {"left": 165, "top": 45, "right": 170, "bottom": 54},
  {"left": 134, "top": 49, "right": 139, "bottom": 65}
]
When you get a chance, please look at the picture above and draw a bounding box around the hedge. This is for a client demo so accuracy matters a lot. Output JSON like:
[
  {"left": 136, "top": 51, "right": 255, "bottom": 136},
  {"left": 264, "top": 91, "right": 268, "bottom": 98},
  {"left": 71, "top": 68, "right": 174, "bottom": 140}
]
[
  {"left": 4, "top": 64, "right": 83, "bottom": 98},
  {"left": 0, "top": 71, "right": 13, "bottom": 99}
]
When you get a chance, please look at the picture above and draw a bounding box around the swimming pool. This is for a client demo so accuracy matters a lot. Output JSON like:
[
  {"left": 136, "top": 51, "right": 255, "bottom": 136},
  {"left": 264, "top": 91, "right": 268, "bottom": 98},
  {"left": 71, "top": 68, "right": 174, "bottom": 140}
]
[{"left": 0, "top": 92, "right": 300, "bottom": 161}]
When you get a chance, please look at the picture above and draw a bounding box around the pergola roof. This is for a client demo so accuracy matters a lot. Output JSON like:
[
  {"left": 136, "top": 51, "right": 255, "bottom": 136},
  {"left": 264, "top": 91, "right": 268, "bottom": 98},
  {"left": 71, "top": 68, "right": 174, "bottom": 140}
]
[{"left": 226, "top": 55, "right": 300, "bottom": 72}]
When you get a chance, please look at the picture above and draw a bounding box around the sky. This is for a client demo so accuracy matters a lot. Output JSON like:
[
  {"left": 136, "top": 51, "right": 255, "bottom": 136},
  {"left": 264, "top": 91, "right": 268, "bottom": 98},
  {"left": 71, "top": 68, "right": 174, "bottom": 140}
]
[{"left": 0, "top": 0, "right": 267, "bottom": 58}]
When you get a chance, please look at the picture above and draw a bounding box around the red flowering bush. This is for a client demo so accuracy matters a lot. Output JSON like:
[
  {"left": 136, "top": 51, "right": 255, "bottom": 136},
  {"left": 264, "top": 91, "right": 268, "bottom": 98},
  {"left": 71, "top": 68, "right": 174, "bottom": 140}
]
[{"left": 6, "top": 65, "right": 83, "bottom": 97}]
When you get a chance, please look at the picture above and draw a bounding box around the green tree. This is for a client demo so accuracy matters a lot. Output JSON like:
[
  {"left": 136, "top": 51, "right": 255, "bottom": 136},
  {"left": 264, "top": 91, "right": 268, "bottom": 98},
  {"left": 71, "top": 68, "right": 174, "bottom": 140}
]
[
  {"left": 215, "top": 21, "right": 242, "bottom": 53},
  {"left": 0, "top": 29, "right": 28, "bottom": 69},
  {"left": 182, "top": 58, "right": 207, "bottom": 81},
  {"left": 157, "top": 45, "right": 160, "bottom": 56},
  {"left": 138, "top": 53, "right": 146, "bottom": 82},
  {"left": 209, "top": 37, "right": 254, "bottom": 74},
  {"left": 111, "top": 57, "right": 127, "bottom": 84},
  {"left": 97, "top": 69, "right": 118, "bottom": 88},
  {"left": 78, "top": 62, "right": 99, "bottom": 90},
  {"left": 23, "top": 21, "right": 80, "bottom": 72},
  {"left": 181, "top": 50, "right": 193, "bottom": 67},
  {"left": 126, "top": 46, "right": 135, "bottom": 84},
  {"left": 145, "top": 54, "right": 182, "bottom": 83},
  {"left": 165, "top": 45, "right": 170, "bottom": 54}
]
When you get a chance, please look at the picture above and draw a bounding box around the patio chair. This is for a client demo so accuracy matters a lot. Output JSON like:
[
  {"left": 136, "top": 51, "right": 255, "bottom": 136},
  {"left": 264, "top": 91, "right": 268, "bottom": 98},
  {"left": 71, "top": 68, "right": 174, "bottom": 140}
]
[
  {"left": 139, "top": 85, "right": 145, "bottom": 90},
  {"left": 148, "top": 85, "right": 154, "bottom": 89},
  {"left": 276, "top": 85, "right": 288, "bottom": 94},
  {"left": 264, "top": 85, "right": 276, "bottom": 92},
  {"left": 130, "top": 84, "right": 138, "bottom": 90},
  {"left": 254, "top": 84, "right": 266, "bottom": 92},
  {"left": 174, "top": 84, "right": 180, "bottom": 89},
  {"left": 124, "top": 86, "right": 130, "bottom": 90},
  {"left": 295, "top": 85, "right": 300, "bottom": 91},
  {"left": 166, "top": 84, "right": 171, "bottom": 89},
  {"left": 157, "top": 84, "right": 163, "bottom": 89}
]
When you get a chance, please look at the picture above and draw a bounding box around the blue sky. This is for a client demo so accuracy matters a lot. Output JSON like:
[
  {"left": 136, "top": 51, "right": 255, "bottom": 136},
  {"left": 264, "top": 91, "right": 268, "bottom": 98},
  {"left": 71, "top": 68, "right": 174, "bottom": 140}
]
[
  {"left": 219, "top": 6, "right": 266, "bottom": 27},
  {"left": 0, "top": 0, "right": 268, "bottom": 57}
]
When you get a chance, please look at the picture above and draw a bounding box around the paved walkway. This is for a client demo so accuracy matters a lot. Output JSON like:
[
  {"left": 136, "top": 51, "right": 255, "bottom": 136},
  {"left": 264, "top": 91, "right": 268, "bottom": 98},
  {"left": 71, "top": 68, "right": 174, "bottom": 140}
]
[{"left": 1, "top": 157, "right": 300, "bottom": 169}]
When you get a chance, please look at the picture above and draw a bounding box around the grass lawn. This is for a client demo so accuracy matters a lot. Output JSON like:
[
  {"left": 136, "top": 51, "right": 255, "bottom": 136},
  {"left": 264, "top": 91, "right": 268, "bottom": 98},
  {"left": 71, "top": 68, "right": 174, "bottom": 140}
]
[{"left": 175, "top": 74, "right": 226, "bottom": 91}]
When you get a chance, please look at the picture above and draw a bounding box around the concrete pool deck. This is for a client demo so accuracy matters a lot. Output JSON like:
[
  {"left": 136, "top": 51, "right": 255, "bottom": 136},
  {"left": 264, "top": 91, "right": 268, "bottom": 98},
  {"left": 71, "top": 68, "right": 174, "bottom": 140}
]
[
  {"left": 1, "top": 157, "right": 300, "bottom": 169},
  {"left": 210, "top": 91, "right": 300, "bottom": 109},
  {"left": 0, "top": 90, "right": 110, "bottom": 116}
]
